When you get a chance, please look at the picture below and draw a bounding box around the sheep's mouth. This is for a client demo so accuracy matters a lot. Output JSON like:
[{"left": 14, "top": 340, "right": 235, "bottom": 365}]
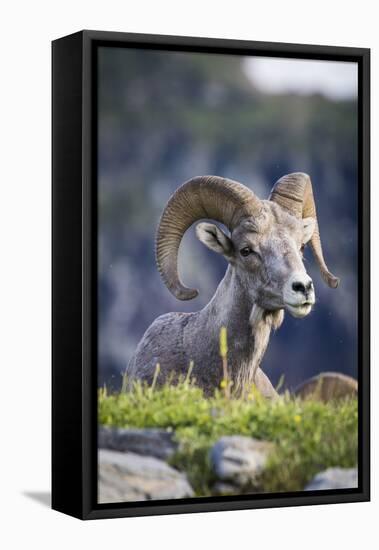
[{"left": 285, "top": 302, "right": 313, "bottom": 318}]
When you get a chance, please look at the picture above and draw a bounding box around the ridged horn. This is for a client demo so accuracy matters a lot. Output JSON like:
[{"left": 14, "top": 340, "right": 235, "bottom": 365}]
[
  {"left": 270, "top": 172, "right": 339, "bottom": 289},
  {"left": 156, "top": 175, "right": 262, "bottom": 300}
]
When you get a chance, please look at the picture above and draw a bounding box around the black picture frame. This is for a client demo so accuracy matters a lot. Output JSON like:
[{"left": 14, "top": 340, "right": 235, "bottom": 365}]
[{"left": 52, "top": 30, "right": 370, "bottom": 520}]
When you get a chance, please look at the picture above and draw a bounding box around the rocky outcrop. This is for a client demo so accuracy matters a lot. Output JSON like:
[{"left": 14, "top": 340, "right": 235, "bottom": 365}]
[
  {"left": 99, "top": 426, "right": 177, "bottom": 460},
  {"left": 305, "top": 467, "right": 358, "bottom": 491},
  {"left": 98, "top": 449, "right": 194, "bottom": 503},
  {"left": 210, "top": 436, "right": 274, "bottom": 491}
]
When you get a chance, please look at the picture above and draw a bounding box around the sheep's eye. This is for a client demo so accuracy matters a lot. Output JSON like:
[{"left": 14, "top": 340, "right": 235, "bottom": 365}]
[{"left": 240, "top": 247, "right": 253, "bottom": 257}]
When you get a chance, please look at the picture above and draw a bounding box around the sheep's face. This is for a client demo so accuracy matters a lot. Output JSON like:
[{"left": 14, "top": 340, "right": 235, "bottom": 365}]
[{"left": 196, "top": 201, "right": 316, "bottom": 318}]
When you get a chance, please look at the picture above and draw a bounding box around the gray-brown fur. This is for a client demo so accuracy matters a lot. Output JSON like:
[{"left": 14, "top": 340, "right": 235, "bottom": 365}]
[{"left": 126, "top": 174, "right": 339, "bottom": 397}]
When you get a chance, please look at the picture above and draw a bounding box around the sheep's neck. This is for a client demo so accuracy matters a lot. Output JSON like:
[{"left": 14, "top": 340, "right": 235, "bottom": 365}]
[{"left": 199, "top": 265, "right": 283, "bottom": 391}]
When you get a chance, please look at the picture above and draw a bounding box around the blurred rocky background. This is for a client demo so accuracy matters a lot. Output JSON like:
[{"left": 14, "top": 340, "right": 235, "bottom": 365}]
[{"left": 98, "top": 46, "right": 358, "bottom": 391}]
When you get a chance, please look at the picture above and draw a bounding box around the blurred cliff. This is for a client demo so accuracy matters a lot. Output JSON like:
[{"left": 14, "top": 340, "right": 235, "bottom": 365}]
[{"left": 98, "top": 47, "right": 358, "bottom": 391}]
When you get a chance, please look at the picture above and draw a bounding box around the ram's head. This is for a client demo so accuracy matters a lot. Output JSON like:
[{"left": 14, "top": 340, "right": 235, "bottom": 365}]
[{"left": 156, "top": 173, "right": 339, "bottom": 318}]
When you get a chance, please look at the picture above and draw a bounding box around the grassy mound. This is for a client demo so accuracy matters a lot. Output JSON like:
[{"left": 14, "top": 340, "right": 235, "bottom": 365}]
[{"left": 98, "top": 381, "right": 358, "bottom": 496}]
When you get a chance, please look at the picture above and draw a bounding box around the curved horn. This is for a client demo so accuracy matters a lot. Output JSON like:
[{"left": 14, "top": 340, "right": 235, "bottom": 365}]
[
  {"left": 270, "top": 172, "right": 339, "bottom": 289},
  {"left": 156, "top": 175, "right": 262, "bottom": 300}
]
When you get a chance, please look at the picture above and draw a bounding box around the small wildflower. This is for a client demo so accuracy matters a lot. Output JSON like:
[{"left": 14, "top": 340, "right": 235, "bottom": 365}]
[
  {"left": 220, "top": 379, "right": 227, "bottom": 389},
  {"left": 219, "top": 326, "right": 228, "bottom": 358},
  {"left": 294, "top": 414, "right": 302, "bottom": 424}
]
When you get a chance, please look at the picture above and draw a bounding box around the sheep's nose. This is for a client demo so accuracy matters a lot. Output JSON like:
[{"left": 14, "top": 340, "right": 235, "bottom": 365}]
[{"left": 292, "top": 280, "right": 313, "bottom": 295}]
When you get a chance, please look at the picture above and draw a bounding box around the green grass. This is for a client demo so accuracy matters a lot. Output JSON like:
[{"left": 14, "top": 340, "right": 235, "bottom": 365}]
[{"left": 98, "top": 381, "right": 358, "bottom": 496}]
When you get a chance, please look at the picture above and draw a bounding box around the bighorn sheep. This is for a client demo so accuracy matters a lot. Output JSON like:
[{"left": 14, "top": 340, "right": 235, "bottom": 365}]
[{"left": 126, "top": 173, "right": 339, "bottom": 397}]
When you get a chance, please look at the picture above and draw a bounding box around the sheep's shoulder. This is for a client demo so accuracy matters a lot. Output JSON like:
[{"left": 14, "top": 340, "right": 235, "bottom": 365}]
[{"left": 128, "top": 312, "right": 192, "bottom": 382}]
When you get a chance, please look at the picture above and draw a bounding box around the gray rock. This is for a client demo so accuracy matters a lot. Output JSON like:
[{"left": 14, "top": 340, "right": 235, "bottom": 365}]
[
  {"left": 210, "top": 436, "right": 274, "bottom": 486},
  {"left": 98, "top": 449, "right": 194, "bottom": 503},
  {"left": 98, "top": 426, "right": 177, "bottom": 460},
  {"left": 305, "top": 467, "right": 358, "bottom": 491},
  {"left": 212, "top": 481, "right": 240, "bottom": 496},
  {"left": 295, "top": 372, "right": 358, "bottom": 402}
]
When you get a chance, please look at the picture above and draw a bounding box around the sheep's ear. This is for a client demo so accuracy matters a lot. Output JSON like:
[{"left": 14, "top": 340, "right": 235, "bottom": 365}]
[
  {"left": 302, "top": 217, "right": 316, "bottom": 245},
  {"left": 196, "top": 222, "right": 233, "bottom": 258}
]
